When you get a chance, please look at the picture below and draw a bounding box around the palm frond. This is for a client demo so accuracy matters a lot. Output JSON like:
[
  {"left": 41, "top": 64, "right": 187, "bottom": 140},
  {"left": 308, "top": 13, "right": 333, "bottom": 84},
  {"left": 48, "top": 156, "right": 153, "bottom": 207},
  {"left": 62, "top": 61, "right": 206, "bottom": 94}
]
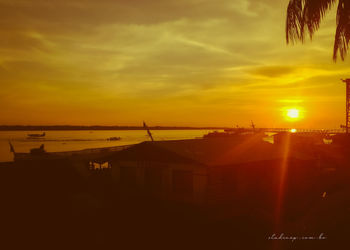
[
  {"left": 286, "top": 0, "right": 336, "bottom": 44},
  {"left": 333, "top": 0, "right": 350, "bottom": 60},
  {"left": 286, "top": 0, "right": 304, "bottom": 43},
  {"left": 302, "top": 0, "right": 336, "bottom": 40}
]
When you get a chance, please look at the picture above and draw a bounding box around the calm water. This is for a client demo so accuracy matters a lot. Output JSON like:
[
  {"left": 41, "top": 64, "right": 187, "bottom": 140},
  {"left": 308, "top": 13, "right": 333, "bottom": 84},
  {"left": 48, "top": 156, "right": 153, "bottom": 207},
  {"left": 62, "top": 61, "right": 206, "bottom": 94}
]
[{"left": 0, "top": 130, "right": 217, "bottom": 162}]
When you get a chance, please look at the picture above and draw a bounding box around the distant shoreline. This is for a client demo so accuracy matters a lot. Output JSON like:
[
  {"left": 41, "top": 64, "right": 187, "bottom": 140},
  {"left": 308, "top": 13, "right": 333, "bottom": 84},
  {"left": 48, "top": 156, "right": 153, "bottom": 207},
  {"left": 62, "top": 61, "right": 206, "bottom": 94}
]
[{"left": 0, "top": 125, "right": 228, "bottom": 131}]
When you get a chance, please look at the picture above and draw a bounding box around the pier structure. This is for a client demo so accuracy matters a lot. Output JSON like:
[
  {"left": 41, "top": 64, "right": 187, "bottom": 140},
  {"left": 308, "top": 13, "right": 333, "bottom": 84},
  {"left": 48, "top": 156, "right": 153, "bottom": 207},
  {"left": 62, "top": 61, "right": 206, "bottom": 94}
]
[{"left": 225, "top": 127, "right": 344, "bottom": 134}]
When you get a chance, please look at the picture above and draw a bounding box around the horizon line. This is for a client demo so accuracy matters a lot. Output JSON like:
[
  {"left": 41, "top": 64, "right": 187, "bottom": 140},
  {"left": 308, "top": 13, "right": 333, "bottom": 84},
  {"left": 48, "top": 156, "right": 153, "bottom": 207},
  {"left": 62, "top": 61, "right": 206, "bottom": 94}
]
[
  {"left": 0, "top": 125, "right": 229, "bottom": 131},
  {"left": 0, "top": 125, "right": 344, "bottom": 131}
]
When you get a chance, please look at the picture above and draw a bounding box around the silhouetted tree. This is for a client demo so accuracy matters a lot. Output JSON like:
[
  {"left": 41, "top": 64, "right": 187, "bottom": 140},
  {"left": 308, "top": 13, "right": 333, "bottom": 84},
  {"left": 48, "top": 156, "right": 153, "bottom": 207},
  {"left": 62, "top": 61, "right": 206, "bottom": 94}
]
[{"left": 286, "top": 0, "right": 350, "bottom": 61}]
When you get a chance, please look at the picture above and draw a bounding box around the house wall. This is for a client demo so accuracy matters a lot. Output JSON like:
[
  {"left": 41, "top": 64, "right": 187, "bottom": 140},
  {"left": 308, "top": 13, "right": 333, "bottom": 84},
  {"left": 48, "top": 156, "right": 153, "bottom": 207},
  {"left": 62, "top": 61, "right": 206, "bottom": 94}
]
[
  {"left": 111, "top": 160, "right": 208, "bottom": 204},
  {"left": 110, "top": 158, "right": 324, "bottom": 210},
  {"left": 205, "top": 159, "right": 323, "bottom": 212}
]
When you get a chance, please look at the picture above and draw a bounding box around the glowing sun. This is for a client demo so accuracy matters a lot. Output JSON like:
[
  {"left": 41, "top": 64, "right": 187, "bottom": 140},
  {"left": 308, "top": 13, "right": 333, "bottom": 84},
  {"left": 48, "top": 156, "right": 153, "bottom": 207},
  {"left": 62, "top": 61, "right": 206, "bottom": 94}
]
[{"left": 286, "top": 108, "right": 300, "bottom": 119}]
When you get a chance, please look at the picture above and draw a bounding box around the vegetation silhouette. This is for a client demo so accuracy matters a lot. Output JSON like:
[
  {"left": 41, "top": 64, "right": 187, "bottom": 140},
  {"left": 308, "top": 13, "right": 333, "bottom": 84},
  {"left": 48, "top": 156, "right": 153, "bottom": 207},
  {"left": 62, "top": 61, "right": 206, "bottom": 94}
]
[{"left": 286, "top": 0, "right": 350, "bottom": 61}]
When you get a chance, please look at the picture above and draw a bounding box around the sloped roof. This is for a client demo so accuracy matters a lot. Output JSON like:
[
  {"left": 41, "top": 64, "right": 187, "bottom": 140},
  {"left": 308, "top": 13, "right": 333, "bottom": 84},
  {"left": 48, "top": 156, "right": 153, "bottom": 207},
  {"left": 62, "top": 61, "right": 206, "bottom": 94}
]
[
  {"left": 109, "top": 141, "right": 200, "bottom": 165},
  {"left": 108, "top": 133, "right": 316, "bottom": 166}
]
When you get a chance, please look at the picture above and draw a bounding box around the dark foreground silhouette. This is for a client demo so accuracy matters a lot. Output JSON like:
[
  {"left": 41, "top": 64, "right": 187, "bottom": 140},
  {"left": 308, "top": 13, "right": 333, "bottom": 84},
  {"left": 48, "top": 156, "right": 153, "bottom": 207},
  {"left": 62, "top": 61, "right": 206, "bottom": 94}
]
[{"left": 1, "top": 133, "right": 350, "bottom": 249}]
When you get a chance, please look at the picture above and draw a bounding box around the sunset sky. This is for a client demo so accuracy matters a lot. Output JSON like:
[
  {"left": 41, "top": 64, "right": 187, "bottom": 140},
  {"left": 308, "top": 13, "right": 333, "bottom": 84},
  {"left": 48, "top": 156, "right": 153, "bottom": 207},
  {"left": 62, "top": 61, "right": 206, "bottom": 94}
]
[{"left": 0, "top": 0, "right": 349, "bottom": 128}]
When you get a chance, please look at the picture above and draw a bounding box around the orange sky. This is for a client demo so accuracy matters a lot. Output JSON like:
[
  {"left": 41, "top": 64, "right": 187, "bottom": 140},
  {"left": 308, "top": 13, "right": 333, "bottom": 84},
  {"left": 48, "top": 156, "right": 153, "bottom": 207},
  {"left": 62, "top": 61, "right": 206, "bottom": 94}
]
[{"left": 0, "top": 0, "right": 348, "bottom": 128}]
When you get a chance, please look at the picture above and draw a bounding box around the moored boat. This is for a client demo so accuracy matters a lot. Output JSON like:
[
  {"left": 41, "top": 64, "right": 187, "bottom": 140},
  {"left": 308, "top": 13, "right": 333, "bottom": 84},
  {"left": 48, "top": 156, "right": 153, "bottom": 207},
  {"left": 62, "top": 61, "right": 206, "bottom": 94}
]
[
  {"left": 27, "top": 132, "right": 46, "bottom": 138},
  {"left": 107, "top": 137, "right": 121, "bottom": 141}
]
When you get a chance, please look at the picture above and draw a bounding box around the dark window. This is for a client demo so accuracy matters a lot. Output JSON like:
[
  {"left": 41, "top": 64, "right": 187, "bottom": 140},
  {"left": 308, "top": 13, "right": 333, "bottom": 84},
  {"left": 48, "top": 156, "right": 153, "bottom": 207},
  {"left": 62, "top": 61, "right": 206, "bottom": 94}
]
[{"left": 172, "top": 170, "right": 193, "bottom": 195}]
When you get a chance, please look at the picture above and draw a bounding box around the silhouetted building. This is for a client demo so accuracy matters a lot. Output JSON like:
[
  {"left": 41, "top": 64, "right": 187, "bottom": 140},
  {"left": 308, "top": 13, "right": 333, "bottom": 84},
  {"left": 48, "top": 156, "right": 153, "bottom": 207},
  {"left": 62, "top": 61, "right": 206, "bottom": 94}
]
[{"left": 101, "top": 136, "right": 324, "bottom": 208}]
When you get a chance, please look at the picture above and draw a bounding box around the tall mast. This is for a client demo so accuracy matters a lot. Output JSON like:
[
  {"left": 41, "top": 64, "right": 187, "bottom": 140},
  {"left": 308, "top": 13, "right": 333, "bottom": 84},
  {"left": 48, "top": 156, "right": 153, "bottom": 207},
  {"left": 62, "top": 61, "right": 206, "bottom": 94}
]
[
  {"left": 341, "top": 79, "right": 350, "bottom": 134},
  {"left": 143, "top": 121, "right": 154, "bottom": 141}
]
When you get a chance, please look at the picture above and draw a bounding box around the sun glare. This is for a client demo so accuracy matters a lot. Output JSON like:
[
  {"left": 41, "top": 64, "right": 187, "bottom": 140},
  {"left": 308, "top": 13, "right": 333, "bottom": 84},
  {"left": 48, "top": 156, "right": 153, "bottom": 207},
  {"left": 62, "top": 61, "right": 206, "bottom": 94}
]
[
  {"left": 286, "top": 108, "right": 299, "bottom": 119},
  {"left": 282, "top": 107, "right": 303, "bottom": 122}
]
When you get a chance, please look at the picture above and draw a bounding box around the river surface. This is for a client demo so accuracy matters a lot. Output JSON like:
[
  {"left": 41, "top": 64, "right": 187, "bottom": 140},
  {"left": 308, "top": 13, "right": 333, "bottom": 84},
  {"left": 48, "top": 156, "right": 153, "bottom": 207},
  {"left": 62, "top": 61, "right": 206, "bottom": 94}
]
[{"left": 0, "top": 130, "right": 218, "bottom": 162}]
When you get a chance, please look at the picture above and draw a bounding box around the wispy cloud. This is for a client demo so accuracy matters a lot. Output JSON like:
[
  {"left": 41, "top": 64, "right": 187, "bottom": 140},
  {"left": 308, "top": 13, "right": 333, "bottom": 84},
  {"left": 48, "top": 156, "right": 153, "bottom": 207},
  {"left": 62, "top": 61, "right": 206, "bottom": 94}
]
[{"left": 0, "top": 0, "right": 346, "bottom": 127}]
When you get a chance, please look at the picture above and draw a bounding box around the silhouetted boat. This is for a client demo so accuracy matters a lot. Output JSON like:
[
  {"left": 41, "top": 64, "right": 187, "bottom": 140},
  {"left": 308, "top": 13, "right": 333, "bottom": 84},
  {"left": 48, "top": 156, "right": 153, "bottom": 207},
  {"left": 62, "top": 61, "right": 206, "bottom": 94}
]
[
  {"left": 107, "top": 137, "right": 121, "bottom": 141},
  {"left": 27, "top": 132, "right": 46, "bottom": 138},
  {"left": 203, "top": 128, "right": 257, "bottom": 139},
  {"left": 30, "top": 144, "right": 46, "bottom": 155}
]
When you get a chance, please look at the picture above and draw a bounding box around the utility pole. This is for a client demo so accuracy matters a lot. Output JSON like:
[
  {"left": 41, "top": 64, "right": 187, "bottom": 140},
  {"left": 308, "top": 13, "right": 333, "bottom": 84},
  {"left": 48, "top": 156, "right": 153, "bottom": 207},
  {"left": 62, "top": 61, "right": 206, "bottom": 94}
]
[{"left": 341, "top": 79, "right": 350, "bottom": 134}]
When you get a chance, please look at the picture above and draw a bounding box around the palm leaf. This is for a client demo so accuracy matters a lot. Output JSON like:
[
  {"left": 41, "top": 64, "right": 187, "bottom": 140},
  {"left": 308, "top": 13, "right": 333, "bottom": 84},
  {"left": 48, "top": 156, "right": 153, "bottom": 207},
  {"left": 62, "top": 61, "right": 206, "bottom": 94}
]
[
  {"left": 302, "top": 0, "right": 336, "bottom": 40},
  {"left": 333, "top": 0, "right": 350, "bottom": 60},
  {"left": 286, "top": 0, "right": 304, "bottom": 43},
  {"left": 285, "top": 0, "right": 350, "bottom": 61}
]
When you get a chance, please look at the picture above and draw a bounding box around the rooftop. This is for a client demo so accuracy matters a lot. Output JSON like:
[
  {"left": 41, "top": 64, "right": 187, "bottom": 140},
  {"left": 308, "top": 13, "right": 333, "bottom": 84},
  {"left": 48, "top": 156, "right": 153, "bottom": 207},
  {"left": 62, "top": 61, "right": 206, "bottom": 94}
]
[{"left": 108, "top": 133, "right": 319, "bottom": 166}]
